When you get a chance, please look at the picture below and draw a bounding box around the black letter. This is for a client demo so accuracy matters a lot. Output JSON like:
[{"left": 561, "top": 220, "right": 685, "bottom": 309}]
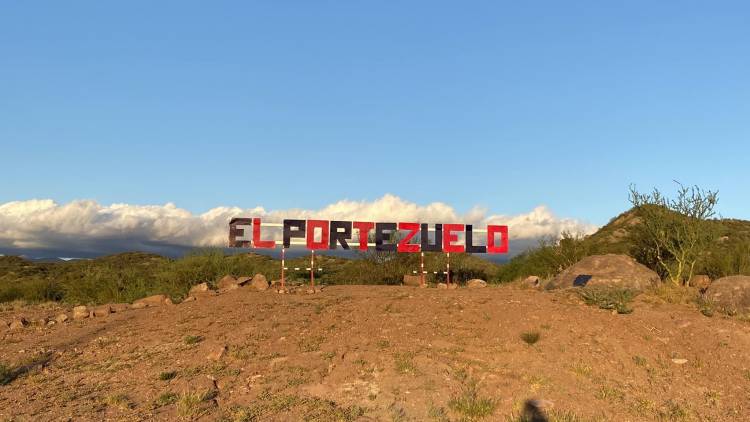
[
  {"left": 421, "top": 223, "right": 443, "bottom": 252},
  {"left": 283, "top": 219, "right": 306, "bottom": 248},
  {"left": 329, "top": 221, "right": 352, "bottom": 249},
  {"left": 375, "top": 222, "right": 397, "bottom": 251},
  {"left": 465, "top": 225, "right": 486, "bottom": 253}
]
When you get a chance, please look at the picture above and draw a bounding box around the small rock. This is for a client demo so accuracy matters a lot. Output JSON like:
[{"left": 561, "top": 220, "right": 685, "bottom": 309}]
[
  {"left": 91, "top": 305, "right": 112, "bottom": 318},
  {"left": 466, "top": 279, "right": 487, "bottom": 289},
  {"left": 164, "top": 297, "right": 174, "bottom": 306},
  {"left": 73, "top": 306, "right": 90, "bottom": 320},
  {"left": 132, "top": 294, "right": 168, "bottom": 309},
  {"left": 207, "top": 345, "right": 228, "bottom": 361},
  {"left": 437, "top": 283, "right": 448, "bottom": 289},
  {"left": 671, "top": 358, "right": 688, "bottom": 365},
  {"left": 110, "top": 303, "right": 130, "bottom": 313},
  {"left": 46, "top": 320, "right": 56, "bottom": 326},
  {"left": 523, "top": 276, "right": 541, "bottom": 288},
  {"left": 270, "top": 279, "right": 281, "bottom": 287},
  {"left": 55, "top": 313, "right": 69, "bottom": 324},
  {"left": 251, "top": 274, "right": 269, "bottom": 291},
  {"left": 9, "top": 317, "right": 29, "bottom": 330},
  {"left": 236, "top": 276, "right": 252, "bottom": 286},
  {"left": 182, "top": 296, "right": 197, "bottom": 303},
  {"left": 189, "top": 282, "right": 212, "bottom": 295},
  {"left": 447, "top": 283, "right": 459, "bottom": 290}
]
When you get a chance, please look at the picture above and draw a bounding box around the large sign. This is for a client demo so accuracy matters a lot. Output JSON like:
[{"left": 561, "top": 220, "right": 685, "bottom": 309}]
[{"left": 229, "top": 218, "right": 508, "bottom": 254}]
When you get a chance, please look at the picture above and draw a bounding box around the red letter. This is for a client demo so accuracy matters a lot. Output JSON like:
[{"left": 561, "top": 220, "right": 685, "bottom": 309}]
[
  {"left": 397, "top": 222, "right": 420, "bottom": 253},
  {"left": 487, "top": 225, "right": 509, "bottom": 254},
  {"left": 353, "top": 221, "right": 374, "bottom": 250},
  {"left": 306, "top": 220, "right": 330, "bottom": 250},
  {"left": 252, "top": 218, "right": 276, "bottom": 249},
  {"left": 443, "top": 224, "right": 465, "bottom": 253}
]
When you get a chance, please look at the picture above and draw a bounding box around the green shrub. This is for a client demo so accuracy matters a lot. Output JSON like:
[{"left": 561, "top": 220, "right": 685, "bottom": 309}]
[{"left": 577, "top": 287, "right": 635, "bottom": 314}]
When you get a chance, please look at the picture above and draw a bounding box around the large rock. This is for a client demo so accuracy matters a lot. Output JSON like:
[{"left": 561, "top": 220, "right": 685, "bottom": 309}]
[
  {"left": 403, "top": 275, "right": 422, "bottom": 287},
  {"left": 466, "top": 279, "right": 487, "bottom": 288},
  {"left": 217, "top": 275, "right": 238, "bottom": 290},
  {"left": 705, "top": 276, "right": 750, "bottom": 314},
  {"left": 548, "top": 254, "right": 660, "bottom": 291},
  {"left": 73, "top": 306, "right": 89, "bottom": 320},
  {"left": 132, "top": 294, "right": 168, "bottom": 309},
  {"left": 251, "top": 274, "right": 269, "bottom": 291}
]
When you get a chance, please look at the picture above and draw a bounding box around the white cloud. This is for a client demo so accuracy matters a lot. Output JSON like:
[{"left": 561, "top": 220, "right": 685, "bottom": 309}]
[{"left": 0, "top": 195, "right": 597, "bottom": 253}]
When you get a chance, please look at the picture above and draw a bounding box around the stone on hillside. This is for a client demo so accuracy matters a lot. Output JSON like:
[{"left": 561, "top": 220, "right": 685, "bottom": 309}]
[
  {"left": 236, "top": 276, "right": 252, "bottom": 286},
  {"left": 689, "top": 275, "right": 711, "bottom": 290},
  {"left": 9, "top": 317, "right": 28, "bottom": 330},
  {"left": 110, "top": 303, "right": 130, "bottom": 313},
  {"left": 548, "top": 254, "right": 660, "bottom": 291},
  {"left": 705, "top": 276, "right": 750, "bottom": 314},
  {"left": 403, "top": 275, "right": 422, "bottom": 287},
  {"left": 523, "top": 276, "right": 541, "bottom": 288},
  {"left": 436, "top": 283, "right": 448, "bottom": 289},
  {"left": 55, "top": 313, "right": 69, "bottom": 324},
  {"left": 182, "top": 295, "right": 197, "bottom": 303},
  {"left": 207, "top": 345, "right": 228, "bottom": 361},
  {"left": 251, "top": 274, "right": 269, "bottom": 291},
  {"left": 466, "top": 279, "right": 487, "bottom": 288},
  {"left": 92, "top": 305, "right": 112, "bottom": 318},
  {"left": 217, "top": 275, "right": 238, "bottom": 290},
  {"left": 189, "top": 282, "right": 212, "bottom": 295},
  {"left": 73, "top": 306, "right": 90, "bottom": 320},
  {"left": 447, "top": 283, "right": 458, "bottom": 290},
  {"left": 132, "top": 294, "right": 168, "bottom": 309}
]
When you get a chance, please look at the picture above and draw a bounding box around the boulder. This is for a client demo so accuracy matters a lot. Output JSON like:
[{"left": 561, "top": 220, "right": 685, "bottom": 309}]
[
  {"left": 403, "top": 275, "right": 422, "bottom": 287},
  {"left": 705, "top": 276, "right": 750, "bottom": 314},
  {"left": 466, "top": 279, "right": 487, "bottom": 289},
  {"left": 189, "top": 282, "right": 213, "bottom": 296},
  {"left": 132, "top": 294, "right": 168, "bottom": 309},
  {"left": 92, "top": 305, "right": 111, "bottom": 318},
  {"left": 217, "top": 275, "right": 238, "bottom": 290},
  {"left": 73, "top": 306, "right": 90, "bottom": 320},
  {"left": 9, "top": 317, "right": 28, "bottom": 330},
  {"left": 548, "top": 254, "right": 660, "bottom": 291},
  {"left": 251, "top": 274, "right": 269, "bottom": 291},
  {"left": 689, "top": 275, "right": 711, "bottom": 290},
  {"left": 55, "top": 313, "right": 69, "bottom": 324},
  {"left": 436, "top": 283, "right": 448, "bottom": 289}
]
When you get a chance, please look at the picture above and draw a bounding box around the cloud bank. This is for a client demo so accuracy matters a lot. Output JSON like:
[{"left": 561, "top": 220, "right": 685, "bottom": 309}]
[{"left": 0, "top": 195, "right": 597, "bottom": 255}]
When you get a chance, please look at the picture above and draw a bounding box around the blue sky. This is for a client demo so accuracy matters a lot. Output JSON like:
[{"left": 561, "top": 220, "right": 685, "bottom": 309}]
[{"left": 1, "top": 1, "right": 748, "bottom": 226}]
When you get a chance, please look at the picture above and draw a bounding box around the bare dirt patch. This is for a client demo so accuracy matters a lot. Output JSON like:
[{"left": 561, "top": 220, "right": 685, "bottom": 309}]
[{"left": 1, "top": 285, "right": 750, "bottom": 420}]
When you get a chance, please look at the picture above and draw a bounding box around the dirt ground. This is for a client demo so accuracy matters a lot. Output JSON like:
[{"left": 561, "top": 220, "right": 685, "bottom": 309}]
[{"left": 1, "top": 284, "right": 749, "bottom": 421}]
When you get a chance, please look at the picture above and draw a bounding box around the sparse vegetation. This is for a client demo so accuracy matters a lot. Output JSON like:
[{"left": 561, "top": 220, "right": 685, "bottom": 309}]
[
  {"left": 629, "top": 183, "right": 719, "bottom": 286},
  {"left": 154, "top": 391, "right": 178, "bottom": 407},
  {"left": 0, "top": 362, "right": 12, "bottom": 385},
  {"left": 577, "top": 287, "right": 635, "bottom": 314},
  {"left": 520, "top": 331, "right": 541, "bottom": 345},
  {"left": 448, "top": 377, "right": 496, "bottom": 420},
  {"left": 184, "top": 335, "right": 203, "bottom": 345},
  {"left": 158, "top": 370, "right": 177, "bottom": 381},
  {"left": 394, "top": 352, "right": 417, "bottom": 374}
]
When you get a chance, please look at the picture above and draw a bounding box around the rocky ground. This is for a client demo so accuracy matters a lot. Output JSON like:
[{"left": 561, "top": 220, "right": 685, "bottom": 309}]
[{"left": 1, "top": 283, "right": 750, "bottom": 421}]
